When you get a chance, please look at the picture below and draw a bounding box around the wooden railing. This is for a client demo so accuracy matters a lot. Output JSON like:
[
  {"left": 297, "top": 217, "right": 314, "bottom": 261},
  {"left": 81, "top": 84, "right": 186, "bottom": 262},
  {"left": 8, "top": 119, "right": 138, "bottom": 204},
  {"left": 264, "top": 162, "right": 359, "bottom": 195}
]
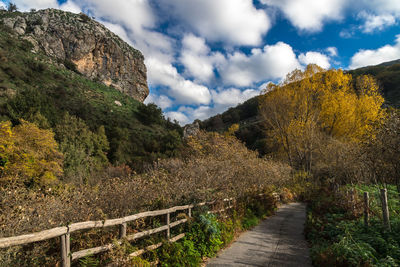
[{"left": 0, "top": 198, "right": 239, "bottom": 267}]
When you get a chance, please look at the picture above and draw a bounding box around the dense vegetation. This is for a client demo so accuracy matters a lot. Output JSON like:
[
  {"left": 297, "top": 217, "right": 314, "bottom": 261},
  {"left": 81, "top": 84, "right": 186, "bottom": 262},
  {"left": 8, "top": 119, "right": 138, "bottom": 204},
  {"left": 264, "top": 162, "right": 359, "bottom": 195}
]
[
  {"left": 307, "top": 185, "right": 400, "bottom": 266},
  {"left": 0, "top": 130, "right": 292, "bottom": 266},
  {"left": 0, "top": 21, "right": 182, "bottom": 184}
]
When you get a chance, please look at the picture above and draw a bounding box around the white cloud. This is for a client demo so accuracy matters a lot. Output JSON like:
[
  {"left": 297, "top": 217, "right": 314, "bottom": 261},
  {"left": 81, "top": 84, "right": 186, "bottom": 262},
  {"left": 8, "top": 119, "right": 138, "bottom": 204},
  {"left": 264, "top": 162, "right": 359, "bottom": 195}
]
[
  {"left": 159, "top": 0, "right": 270, "bottom": 46},
  {"left": 167, "top": 86, "right": 261, "bottom": 125},
  {"left": 212, "top": 88, "right": 259, "bottom": 106},
  {"left": 12, "top": 0, "right": 58, "bottom": 10},
  {"left": 358, "top": 12, "right": 396, "bottom": 33},
  {"left": 77, "top": 0, "right": 155, "bottom": 34},
  {"left": 60, "top": 1, "right": 81, "bottom": 13},
  {"left": 360, "top": 0, "right": 400, "bottom": 16},
  {"left": 146, "top": 57, "right": 212, "bottom": 105},
  {"left": 349, "top": 35, "right": 400, "bottom": 69},
  {"left": 0, "top": 2, "right": 6, "bottom": 9},
  {"left": 219, "top": 42, "right": 300, "bottom": 87},
  {"left": 298, "top": 52, "right": 331, "bottom": 69},
  {"left": 171, "top": 86, "right": 261, "bottom": 125},
  {"left": 262, "top": 0, "right": 347, "bottom": 32},
  {"left": 165, "top": 111, "right": 190, "bottom": 125},
  {"left": 326, "top": 47, "right": 338, "bottom": 57},
  {"left": 144, "top": 94, "right": 173, "bottom": 109},
  {"left": 180, "top": 34, "right": 224, "bottom": 83}
]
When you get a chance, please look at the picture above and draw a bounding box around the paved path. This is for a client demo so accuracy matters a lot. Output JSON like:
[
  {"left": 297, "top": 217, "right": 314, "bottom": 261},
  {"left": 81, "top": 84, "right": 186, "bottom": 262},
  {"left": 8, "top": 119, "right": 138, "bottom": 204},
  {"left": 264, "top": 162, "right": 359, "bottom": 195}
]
[{"left": 207, "top": 203, "right": 311, "bottom": 267}]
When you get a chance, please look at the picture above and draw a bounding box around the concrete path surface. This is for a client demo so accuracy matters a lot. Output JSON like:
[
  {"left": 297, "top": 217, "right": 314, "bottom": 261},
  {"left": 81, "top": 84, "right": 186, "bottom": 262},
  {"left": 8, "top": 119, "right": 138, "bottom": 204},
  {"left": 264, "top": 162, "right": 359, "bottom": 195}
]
[{"left": 207, "top": 203, "right": 311, "bottom": 267}]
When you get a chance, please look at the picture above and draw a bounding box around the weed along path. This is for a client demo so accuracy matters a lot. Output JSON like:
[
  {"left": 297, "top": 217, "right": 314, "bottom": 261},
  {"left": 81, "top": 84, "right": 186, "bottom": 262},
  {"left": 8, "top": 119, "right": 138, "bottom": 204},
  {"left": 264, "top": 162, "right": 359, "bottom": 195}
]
[{"left": 207, "top": 203, "right": 311, "bottom": 267}]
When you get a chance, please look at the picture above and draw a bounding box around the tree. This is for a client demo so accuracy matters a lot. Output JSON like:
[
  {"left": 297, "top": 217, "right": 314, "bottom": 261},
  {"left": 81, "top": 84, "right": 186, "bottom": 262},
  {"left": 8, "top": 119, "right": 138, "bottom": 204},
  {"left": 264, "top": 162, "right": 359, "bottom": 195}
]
[
  {"left": 137, "top": 103, "right": 163, "bottom": 125},
  {"left": 7, "top": 3, "right": 18, "bottom": 12},
  {"left": 0, "top": 120, "right": 63, "bottom": 186},
  {"left": 259, "top": 65, "right": 385, "bottom": 172},
  {"left": 54, "top": 113, "right": 109, "bottom": 184},
  {"left": 366, "top": 110, "right": 400, "bottom": 191}
]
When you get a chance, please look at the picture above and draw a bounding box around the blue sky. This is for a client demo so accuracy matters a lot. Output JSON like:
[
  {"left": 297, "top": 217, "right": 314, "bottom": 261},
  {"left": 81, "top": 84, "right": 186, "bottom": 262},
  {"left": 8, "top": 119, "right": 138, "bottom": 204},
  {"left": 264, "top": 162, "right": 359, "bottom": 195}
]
[{"left": 1, "top": 0, "right": 400, "bottom": 124}]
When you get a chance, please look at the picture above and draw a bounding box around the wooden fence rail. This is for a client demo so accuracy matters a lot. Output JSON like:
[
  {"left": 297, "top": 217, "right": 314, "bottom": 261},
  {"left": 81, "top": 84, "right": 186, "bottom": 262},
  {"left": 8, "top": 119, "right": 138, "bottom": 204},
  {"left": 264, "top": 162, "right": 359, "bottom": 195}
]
[{"left": 0, "top": 197, "right": 243, "bottom": 267}]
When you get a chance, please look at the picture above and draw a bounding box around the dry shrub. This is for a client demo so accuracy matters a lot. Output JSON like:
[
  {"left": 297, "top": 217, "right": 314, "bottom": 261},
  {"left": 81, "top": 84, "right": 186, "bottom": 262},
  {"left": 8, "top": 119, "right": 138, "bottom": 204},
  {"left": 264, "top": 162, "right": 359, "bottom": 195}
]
[
  {"left": 279, "top": 188, "right": 295, "bottom": 203},
  {"left": 0, "top": 131, "right": 291, "bottom": 265}
]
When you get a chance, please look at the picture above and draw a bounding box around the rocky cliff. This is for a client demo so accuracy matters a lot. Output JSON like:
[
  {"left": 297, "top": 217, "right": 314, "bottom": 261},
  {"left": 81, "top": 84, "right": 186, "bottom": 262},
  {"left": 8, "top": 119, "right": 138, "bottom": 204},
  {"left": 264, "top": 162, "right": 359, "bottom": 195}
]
[{"left": 1, "top": 9, "right": 149, "bottom": 102}]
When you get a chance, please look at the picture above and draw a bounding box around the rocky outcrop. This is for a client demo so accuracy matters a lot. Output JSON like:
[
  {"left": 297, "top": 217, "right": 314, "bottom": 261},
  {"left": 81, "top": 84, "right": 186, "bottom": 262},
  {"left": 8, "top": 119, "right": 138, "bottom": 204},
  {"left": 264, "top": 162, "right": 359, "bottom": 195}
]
[
  {"left": 183, "top": 121, "right": 200, "bottom": 138},
  {"left": 1, "top": 9, "right": 149, "bottom": 102}
]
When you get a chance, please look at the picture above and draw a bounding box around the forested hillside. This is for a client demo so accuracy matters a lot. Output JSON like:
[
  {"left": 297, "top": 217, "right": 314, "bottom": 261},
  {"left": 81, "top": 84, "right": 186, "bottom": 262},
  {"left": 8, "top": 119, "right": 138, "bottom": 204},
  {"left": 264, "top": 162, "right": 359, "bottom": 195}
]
[{"left": 0, "top": 20, "right": 182, "bottom": 184}]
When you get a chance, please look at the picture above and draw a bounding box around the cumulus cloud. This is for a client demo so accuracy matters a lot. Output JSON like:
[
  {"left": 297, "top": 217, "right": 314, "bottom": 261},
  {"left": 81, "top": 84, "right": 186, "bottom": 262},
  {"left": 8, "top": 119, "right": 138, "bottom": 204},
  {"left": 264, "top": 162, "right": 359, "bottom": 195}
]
[
  {"left": 165, "top": 111, "right": 190, "bottom": 125},
  {"left": 298, "top": 51, "right": 331, "bottom": 69},
  {"left": 180, "top": 34, "right": 224, "bottom": 83},
  {"left": 77, "top": 0, "right": 155, "bottom": 34},
  {"left": 60, "top": 1, "right": 81, "bottom": 13},
  {"left": 159, "top": 0, "right": 270, "bottom": 46},
  {"left": 211, "top": 88, "right": 259, "bottom": 106},
  {"left": 262, "top": 0, "right": 347, "bottom": 32},
  {"left": 359, "top": 0, "right": 400, "bottom": 16},
  {"left": 218, "top": 42, "right": 300, "bottom": 87},
  {"left": 349, "top": 35, "right": 400, "bottom": 69},
  {"left": 146, "top": 57, "right": 212, "bottom": 105},
  {"left": 358, "top": 12, "right": 396, "bottom": 33},
  {"left": 166, "top": 87, "right": 261, "bottom": 125},
  {"left": 144, "top": 94, "right": 173, "bottom": 109},
  {"left": 326, "top": 47, "right": 338, "bottom": 57},
  {"left": 12, "top": 0, "right": 58, "bottom": 10}
]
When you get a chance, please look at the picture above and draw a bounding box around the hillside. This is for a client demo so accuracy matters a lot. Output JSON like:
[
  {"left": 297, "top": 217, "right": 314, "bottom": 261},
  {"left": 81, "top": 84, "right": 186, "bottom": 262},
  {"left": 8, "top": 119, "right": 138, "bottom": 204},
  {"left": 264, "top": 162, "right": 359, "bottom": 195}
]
[
  {"left": 348, "top": 59, "right": 400, "bottom": 107},
  {"left": 200, "top": 59, "right": 400, "bottom": 155},
  {"left": 0, "top": 10, "right": 182, "bottom": 178}
]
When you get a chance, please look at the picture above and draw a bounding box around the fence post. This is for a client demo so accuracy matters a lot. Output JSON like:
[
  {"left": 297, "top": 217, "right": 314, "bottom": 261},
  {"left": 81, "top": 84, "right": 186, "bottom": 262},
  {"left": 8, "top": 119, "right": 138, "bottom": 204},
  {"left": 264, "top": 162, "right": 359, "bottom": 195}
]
[
  {"left": 188, "top": 207, "right": 192, "bottom": 218},
  {"left": 60, "top": 233, "right": 70, "bottom": 267},
  {"left": 350, "top": 188, "right": 355, "bottom": 214},
  {"left": 119, "top": 222, "right": 127, "bottom": 239},
  {"left": 364, "top": 192, "right": 369, "bottom": 227},
  {"left": 166, "top": 212, "right": 170, "bottom": 240},
  {"left": 381, "top": 188, "right": 391, "bottom": 231}
]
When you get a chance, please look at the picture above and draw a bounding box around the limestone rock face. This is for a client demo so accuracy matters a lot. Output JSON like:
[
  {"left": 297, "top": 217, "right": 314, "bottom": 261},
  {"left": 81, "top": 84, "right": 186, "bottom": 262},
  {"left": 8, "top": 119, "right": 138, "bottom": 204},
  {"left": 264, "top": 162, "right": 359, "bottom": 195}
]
[{"left": 1, "top": 9, "right": 149, "bottom": 102}]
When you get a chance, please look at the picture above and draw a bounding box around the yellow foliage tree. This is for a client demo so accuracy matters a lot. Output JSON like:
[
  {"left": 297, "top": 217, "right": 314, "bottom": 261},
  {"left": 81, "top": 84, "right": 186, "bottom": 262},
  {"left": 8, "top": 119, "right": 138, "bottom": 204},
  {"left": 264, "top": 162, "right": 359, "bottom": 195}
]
[
  {"left": 0, "top": 120, "right": 63, "bottom": 186},
  {"left": 259, "top": 65, "right": 385, "bottom": 172},
  {"left": 224, "top": 123, "right": 240, "bottom": 137}
]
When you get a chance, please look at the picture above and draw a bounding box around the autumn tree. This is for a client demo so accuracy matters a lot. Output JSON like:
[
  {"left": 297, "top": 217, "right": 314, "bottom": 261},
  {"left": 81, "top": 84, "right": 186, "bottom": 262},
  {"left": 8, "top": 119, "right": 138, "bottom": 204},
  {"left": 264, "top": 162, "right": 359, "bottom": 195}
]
[
  {"left": 259, "top": 64, "right": 385, "bottom": 173},
  {"left": 0, "top": 120, "right": 63, "bottom": 186}
]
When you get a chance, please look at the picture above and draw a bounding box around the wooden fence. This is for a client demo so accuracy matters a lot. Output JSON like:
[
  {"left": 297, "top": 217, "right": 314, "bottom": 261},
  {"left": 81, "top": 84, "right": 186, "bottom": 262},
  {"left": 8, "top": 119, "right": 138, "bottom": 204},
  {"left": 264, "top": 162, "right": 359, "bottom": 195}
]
[
  {"left": 0, "top": 197, "right": 244, "bottom": 267},
  {"left": 339, "top": 187, "right": 392, "bottom": 231}
]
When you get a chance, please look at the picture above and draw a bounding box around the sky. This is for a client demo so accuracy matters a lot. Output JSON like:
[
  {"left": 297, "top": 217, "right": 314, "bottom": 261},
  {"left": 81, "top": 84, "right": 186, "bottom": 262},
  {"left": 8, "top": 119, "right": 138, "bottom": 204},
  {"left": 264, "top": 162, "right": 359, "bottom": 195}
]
[{"left": 1, "top": 0, "right": 400, "bottom": 125}]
